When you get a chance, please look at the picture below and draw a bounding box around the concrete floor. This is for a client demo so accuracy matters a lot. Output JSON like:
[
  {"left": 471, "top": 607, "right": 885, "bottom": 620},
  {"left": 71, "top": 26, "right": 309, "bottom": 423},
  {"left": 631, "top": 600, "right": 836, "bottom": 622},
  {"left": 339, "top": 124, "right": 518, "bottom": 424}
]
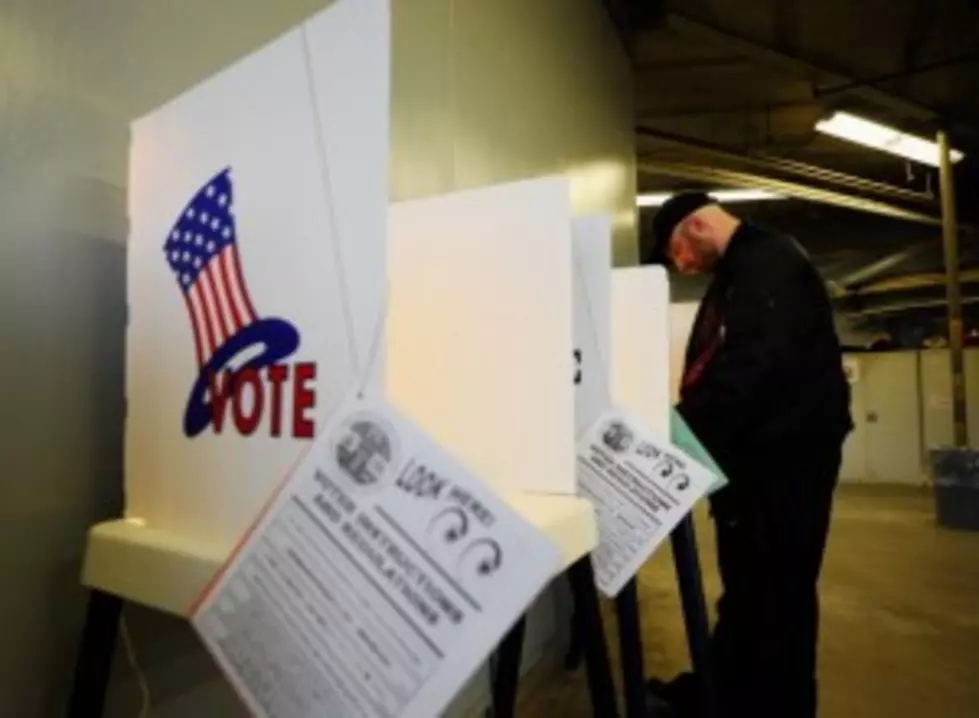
[{"left": 519, "top": 485, "right": 979, "bottom": 717}]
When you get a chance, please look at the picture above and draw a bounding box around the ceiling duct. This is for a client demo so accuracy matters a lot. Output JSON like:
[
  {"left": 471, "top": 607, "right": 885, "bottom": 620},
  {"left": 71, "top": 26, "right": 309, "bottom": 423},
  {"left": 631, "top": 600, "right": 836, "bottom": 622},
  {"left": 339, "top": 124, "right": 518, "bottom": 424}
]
[
  {"left": 639, "top": 160, "right": 944, "bottom": 226},
  {"left": 836, "top": 243, "right": 937, "bottom": 289},
  {"left": 638, "top": 126, "right": 938, "bottom": 206}
]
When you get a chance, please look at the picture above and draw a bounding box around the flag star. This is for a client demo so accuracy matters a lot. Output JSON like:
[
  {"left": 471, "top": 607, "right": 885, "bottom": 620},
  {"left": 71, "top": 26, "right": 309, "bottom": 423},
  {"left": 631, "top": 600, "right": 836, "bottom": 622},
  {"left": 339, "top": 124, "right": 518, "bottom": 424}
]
[
  {"left": 171, "top": 230, "right": 179, "bottom": 240},
  {"left": 186, "top": 208, "right": 195, "bottom": 219},
  {"left": 183, "top": 231, "right": 192, "bottom": 241},
  {"left": 182, "top": 273, "right": 191, "bottom": 285},
  {"left": 205, "top": 185, "right": 215, "bottom": 197},
  {"left": 200, "top": 212, "right": 209, "bottom": 224},
  {"left": 221, "top": 226, "right": 231, "bottom": 239},
  {"left": 170, "top": 251, "right": 179, "bottom": 261},
  {"left": 206, "top": 241, "right": 216, "bottom": 252},
  {"left": 194, "top": 257, "right": 202, "bottom": 268},
  {"left": 195, "top": 234, "right": 203, "bottom": 245},
  {"left": 218, "top": 194, "right": 228, "bottom": 207},
  {"left": 210, "top": 219, "right": 220, "bottom": 230},
  {"left": 182, "top": 251, "right": 190, "bottom": 261}
]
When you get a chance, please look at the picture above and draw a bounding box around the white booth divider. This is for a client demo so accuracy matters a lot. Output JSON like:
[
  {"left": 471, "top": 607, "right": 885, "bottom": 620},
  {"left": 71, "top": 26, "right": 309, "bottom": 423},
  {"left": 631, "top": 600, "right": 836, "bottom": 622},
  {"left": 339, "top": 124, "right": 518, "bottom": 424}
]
[
  {"left": 123, "top": 0, "right": 389, "bottom": 552},
  {"left": 78, "top": 19, "right": 605, "bottom": 718},
  {"left": 386, "top": 178, "right": 576, "bottom": 495},
  {"left": 572, "top": 216, "right": 613, "bottom": 438},
  {"left": 611, "top": 266, "right": 671, "bottom": 438}
]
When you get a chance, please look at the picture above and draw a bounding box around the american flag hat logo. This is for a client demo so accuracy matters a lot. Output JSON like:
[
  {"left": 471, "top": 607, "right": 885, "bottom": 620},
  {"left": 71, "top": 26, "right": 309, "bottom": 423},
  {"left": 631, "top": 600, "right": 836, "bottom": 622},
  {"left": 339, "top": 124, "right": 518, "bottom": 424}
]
[{"left": 164, "top": 168, "right": 301, "bottom": 437}]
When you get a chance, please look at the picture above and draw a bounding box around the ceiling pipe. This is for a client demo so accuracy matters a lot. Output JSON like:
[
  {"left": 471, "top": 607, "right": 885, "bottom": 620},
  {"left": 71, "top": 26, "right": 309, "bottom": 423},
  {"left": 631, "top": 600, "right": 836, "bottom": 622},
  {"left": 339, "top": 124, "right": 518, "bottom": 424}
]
[
  {"left": 836, "top": 242, "right": 937, "bottom": 289},
  {"left": 637, "top": 126, "right": 937, "bottom": 206},
  {"left": 836, "top": 236, "right": 979, "bottom": 291},
  {"left": 858, "top": 269, "right": 979, "bottom": 295},
  {"left": 639, "top": 160, "right": 944, "bottom": 225},
  {"left": 842, "top": 296, "right": 979, "bottom": 318}
]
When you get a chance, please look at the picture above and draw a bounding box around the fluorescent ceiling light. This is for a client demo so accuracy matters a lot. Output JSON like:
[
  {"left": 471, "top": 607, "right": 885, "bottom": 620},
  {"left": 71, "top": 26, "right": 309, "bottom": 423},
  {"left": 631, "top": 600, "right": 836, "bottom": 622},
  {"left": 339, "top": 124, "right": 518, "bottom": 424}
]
[
  {"left": 815, "top": 111, "right": 964, "bottom": 167},
  {"left": 636, "top": 189, "right": 784, "bottom": 207}
]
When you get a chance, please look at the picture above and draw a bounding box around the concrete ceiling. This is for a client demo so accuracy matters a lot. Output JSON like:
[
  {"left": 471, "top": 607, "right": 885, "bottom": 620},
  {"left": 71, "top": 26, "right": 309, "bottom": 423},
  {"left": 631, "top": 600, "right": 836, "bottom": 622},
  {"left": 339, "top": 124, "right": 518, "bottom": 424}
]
[{"left": 605, "top": 0, "right": 979, "bottom": 326}]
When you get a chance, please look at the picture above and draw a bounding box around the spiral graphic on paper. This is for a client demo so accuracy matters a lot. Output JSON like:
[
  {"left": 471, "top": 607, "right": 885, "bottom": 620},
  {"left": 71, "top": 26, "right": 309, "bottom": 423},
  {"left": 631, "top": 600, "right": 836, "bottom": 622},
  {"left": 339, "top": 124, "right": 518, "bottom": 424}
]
[
  {"left": 456, "top": 538, "right": 503, "bottom": 579},
  {"left": 426, "top": 507, "right": 470, "bottom": 545}
]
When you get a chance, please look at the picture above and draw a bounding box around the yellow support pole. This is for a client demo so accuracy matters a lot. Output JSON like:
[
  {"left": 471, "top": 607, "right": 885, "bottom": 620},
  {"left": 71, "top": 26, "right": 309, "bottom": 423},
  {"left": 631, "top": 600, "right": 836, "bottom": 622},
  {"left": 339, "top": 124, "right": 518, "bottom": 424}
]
[{"left": 938, "top": 130, "right": 967, "bottom": 448}]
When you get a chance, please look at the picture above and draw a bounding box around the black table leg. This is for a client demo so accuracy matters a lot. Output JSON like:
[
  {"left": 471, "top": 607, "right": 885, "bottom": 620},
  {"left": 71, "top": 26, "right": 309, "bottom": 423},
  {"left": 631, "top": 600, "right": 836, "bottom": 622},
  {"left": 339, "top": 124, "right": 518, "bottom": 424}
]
[
  {"left": 66, "top": 589, "right": 123, "bottom": 718},
  {"left": 566, "top": 557, "right": 619, "bottom": 718},
  {"left": 615, "top": 579, "right": 646, "bottom": 718},
  {"left": 670, "top": 515, "right": 719, "bottom": 718},
  {"left": 491, "top": 616, "right": 527, "bottom": 718},
  {"left": 564, "top": 594, "right": 583, "bottom": 671}
]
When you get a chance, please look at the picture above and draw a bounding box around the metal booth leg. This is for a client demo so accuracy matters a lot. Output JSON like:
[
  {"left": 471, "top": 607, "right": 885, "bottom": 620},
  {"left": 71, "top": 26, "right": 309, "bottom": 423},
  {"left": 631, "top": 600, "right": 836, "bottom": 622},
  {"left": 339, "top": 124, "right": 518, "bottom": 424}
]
[
  {"left": 566, "top": 557, "right": 620, "bottom": 718},
  {"left": 66, "top": 589, "right": 124, "bottom": 718},
  {"left": 670, "top": 515, "right": 720, "bottom": 718},
  {"left": 491, "top": 616, "right": 527, "bottom": 718},
  {"left": 615, "top": 578, "right": 647, "bottom": 718},
  {"left": 564, "top": 595, "right": 583, "bottom": 671}
]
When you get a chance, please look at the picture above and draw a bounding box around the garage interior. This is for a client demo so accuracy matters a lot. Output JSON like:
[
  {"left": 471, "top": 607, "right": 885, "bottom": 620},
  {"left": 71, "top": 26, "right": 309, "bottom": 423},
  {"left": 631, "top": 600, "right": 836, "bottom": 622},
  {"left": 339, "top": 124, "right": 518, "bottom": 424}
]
[
  {"left": 522, "top": 1, "right": 979, "bottom": 716},
  {"left": 2, "top": 0, "right": 978, "bottom": 716}
]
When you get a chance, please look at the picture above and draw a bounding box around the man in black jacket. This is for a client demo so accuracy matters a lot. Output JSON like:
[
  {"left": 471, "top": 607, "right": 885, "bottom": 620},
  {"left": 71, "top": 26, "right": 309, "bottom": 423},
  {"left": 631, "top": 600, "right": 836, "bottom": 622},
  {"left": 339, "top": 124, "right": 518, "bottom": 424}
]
[{"left": 647, "top": 192, "right": 853, "bottom": 718}]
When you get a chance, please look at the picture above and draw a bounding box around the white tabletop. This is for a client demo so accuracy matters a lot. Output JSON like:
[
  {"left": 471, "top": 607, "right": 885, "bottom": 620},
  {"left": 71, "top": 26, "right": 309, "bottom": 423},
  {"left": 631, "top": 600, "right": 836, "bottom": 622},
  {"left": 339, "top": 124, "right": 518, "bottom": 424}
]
[{"left": 82, "top": 492, "right": 597, "bottom": 617}]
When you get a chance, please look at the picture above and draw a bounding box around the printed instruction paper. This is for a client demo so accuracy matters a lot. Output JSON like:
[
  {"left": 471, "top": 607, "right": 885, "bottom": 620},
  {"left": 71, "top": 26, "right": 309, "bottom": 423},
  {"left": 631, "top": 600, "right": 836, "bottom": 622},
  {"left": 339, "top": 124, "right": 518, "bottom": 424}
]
[
  {"left": 577, "top": 408, "right": 715, "bottom": 597},
  {"left": 192, "top": 392, "right": 561, "bottom": 718}
]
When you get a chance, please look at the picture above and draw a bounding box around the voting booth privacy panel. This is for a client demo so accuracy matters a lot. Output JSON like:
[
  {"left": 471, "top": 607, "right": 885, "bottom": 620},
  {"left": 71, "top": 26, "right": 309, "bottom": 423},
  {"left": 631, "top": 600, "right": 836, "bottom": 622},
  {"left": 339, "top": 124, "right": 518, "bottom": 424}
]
[
  {"left": 612, "top": 266, "right": 671, "bottom": 438},
  {"left": 124, "top": 1, "right": 390, "bottom": 550},
  {"left": 572, "top": 216, "right": 613, "bottom": 439},
  {"left": 386, "top": 179, "right": 577, "bottom": 496},
  {"left": 77, "top": 0, "right": 660, "bottom": 712}
]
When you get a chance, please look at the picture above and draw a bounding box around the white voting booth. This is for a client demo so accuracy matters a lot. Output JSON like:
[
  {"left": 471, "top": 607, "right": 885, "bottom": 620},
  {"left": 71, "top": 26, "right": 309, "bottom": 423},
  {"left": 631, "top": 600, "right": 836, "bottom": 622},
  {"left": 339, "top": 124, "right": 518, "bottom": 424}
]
[
  {"left": 85, "top": 0, "right": 391, "bottom": 613},
  {"left": 384, "top": 175, "right": 598, "bottom": 573},
  {"left": 612, "top": 266, "right": 672, "bottom": 437},
  {"left": 573, "top": 216, "right": 614, "bottom": 438},
  {"left": 78, "top": 2, "right": 610, "bottom": 715},
  {"left": 386, "top": 179, "right": 576, "bottom": 496},
  {"left": 72, "top": 2, "right": 712, "bottom": 715}
]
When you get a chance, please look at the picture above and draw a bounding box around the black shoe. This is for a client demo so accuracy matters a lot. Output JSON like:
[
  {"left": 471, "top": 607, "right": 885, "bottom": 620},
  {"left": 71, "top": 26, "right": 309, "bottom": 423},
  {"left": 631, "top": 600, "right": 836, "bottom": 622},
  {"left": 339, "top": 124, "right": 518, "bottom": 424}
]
[{"left": 646, "top": 678, "right": 678, "bottom": 717}]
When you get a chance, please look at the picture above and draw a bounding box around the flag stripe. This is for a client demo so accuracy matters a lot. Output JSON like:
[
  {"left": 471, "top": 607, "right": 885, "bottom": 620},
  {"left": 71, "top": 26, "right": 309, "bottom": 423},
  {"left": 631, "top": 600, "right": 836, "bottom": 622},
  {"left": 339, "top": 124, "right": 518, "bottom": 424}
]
[
  {"left": 218, "top": 246, "right": 247, "bottom": 328},
  {"left": 197, "top": 266, "right": 231, "bottom": 345},
  {"left": 182, "top": 293, "right": 204, "bottom": 368},
  {"left": 199, "top": 269, "right": 226, "bottom": 346},
  {"left": 230, "top": 244, "right": 258, "bottom": 322},
  {"left": 204, "top": 264, "right": 233, "bottom": 340},
  {"left": 188, "top": 284, "right": 215, "bottom": 363},
  {"left": 194, "top": 280, "right": 220, "bottom": 357}
]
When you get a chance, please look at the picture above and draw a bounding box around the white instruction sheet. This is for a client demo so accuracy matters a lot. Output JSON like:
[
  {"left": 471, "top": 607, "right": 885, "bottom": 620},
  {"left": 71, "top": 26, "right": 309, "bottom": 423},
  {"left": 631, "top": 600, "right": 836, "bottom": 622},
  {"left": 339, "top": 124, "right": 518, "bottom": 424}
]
[
  {"left": 192, "top": 392, "right": 561, "bottom": 718},
  {"left": 576, "top": 408, "right": 715, "bottom": 597}
]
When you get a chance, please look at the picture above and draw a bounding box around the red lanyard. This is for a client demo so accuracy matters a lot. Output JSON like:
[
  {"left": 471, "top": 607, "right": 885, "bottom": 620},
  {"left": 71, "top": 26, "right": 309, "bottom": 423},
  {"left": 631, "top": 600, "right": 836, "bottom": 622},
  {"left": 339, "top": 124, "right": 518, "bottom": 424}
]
[{"left": 681, "top": 304, "right": 723, "bottom": 391}]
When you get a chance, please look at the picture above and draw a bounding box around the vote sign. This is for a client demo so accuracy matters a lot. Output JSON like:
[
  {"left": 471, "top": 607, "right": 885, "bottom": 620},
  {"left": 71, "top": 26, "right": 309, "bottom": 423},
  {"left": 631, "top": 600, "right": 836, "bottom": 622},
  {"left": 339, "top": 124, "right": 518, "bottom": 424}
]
[{"left": 124, "top": 0, "right": 390, "bottom": 549}]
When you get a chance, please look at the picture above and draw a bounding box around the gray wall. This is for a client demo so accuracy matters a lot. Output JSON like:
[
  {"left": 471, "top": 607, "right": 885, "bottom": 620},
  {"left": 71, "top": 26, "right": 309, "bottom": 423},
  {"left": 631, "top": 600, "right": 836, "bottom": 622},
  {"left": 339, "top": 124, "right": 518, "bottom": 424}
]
[
  {"left": 0, "top": 0, "right": 633, "bottom": 715},
  {"left": 1, "top": 3, "right": 331, "bottom": 713}
]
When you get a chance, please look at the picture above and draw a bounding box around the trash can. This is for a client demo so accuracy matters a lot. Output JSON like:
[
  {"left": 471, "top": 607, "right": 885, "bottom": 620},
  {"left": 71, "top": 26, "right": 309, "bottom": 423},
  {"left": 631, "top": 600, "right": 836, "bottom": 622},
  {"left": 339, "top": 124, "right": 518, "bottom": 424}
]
[{"left": 931, "top": 448, "right": 979, "bottom": 531}]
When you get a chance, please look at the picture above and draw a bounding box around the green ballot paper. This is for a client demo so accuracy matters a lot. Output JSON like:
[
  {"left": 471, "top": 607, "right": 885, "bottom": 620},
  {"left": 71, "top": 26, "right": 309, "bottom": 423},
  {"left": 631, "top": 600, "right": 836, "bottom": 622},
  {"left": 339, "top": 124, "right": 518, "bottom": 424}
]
[{"left": 671, "top": 408, "right": 729, "bottom": 494}]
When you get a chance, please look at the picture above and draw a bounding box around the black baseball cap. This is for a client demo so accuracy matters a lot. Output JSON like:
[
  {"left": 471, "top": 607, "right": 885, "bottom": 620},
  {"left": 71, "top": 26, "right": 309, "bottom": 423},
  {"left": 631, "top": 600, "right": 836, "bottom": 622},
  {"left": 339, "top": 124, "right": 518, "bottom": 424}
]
[{"left": 645, "top": 191, "right": 716, "bottom": 266}]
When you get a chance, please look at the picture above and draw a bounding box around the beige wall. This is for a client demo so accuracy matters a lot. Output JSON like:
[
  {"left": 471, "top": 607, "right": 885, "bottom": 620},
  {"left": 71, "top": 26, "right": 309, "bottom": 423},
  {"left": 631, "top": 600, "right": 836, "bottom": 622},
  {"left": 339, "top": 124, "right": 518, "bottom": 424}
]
[
  {"left": 840, "top": 349, "right": 979, "bottom": 485},
  {"left": 393, "top": 0, "right": 636, "bottom": 263},
  {"left": 0, "top": 0, "right": 634, "bottom": 715}
]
